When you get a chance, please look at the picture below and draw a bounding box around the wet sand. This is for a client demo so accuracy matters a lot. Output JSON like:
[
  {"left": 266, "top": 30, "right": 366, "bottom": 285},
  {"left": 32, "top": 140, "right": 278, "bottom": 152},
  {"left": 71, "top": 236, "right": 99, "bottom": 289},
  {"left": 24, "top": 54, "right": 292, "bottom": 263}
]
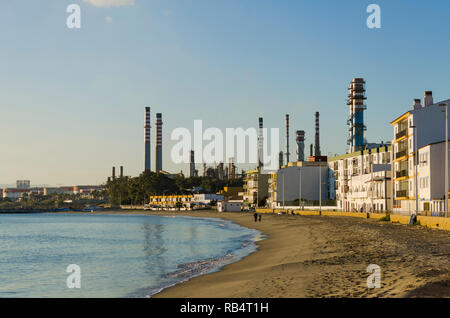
[{"left": 106, "top": 210, "right": 450, "bottom": 297}]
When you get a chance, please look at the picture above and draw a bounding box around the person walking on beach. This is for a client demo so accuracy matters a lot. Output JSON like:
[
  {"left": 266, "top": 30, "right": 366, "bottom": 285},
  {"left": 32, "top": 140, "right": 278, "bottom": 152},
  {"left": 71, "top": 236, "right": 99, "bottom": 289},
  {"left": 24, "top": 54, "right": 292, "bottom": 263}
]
[
  {"left": 254, "top": 212, "right": 258, "bottom": 222},
  {"left": 258, "top": 214, "right": 262, "bottom": 222}
]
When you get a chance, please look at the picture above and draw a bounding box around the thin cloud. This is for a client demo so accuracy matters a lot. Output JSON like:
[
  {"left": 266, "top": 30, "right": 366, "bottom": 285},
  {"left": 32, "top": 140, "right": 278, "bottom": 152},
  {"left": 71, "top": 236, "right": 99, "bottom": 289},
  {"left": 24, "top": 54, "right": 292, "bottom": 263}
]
[
  {"left": 82, "top": 0, "right": 135, "bottom": 7},
  {"left": 105, "top": 16, "right": 113, "bottom": 24}
]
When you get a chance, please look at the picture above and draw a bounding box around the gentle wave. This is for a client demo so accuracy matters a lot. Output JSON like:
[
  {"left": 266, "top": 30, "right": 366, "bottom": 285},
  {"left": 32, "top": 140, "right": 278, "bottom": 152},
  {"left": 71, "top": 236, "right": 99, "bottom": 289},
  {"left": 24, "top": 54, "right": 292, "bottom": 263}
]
[{"left": 128, "top": 237, "right": 261, "bottom": 298}]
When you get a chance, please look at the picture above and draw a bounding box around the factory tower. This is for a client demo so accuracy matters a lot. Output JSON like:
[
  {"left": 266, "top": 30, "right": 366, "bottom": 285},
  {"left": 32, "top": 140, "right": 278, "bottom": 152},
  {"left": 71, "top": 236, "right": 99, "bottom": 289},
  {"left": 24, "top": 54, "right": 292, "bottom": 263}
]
[
  {"left": 285, "top": 114, "right": 290, "bottom": 164},
  {"left": 258, "top": 117, "right": 264, "bottom": 170},
  {"left": 144, "top": 107, "right": 151, "bottom": 171},
  {"left": 296, "top": 130, "right": 305, "bottom": 162},
  {"left": 155, "top": 113, "right": 163, "bottom": 173},
  {"left": 314, "top": 112, "right": 321, "bottom": 157},
  {"left": 347, "top": 78, "right": 367, "bottom": 152}
]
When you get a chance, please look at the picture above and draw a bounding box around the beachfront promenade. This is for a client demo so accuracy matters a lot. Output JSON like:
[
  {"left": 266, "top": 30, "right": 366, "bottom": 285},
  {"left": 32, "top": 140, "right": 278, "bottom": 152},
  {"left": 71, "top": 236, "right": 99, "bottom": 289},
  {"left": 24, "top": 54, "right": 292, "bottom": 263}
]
[{"left": 255, "top": 208, "right": 450, "bottom": 231}]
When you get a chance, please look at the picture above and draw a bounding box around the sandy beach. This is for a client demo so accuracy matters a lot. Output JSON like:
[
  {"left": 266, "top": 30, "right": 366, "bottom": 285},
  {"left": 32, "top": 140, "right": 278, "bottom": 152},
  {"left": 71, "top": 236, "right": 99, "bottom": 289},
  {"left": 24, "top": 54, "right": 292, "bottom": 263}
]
[{"left": 102, "top": 210, "right": 449, "bottom": 297}]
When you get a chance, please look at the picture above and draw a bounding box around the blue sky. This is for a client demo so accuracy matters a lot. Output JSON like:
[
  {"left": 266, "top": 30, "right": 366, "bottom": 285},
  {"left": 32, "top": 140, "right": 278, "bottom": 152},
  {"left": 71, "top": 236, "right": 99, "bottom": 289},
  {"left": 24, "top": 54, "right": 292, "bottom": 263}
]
[{"left": 1, "top": 0, "right": 449, "bottom": 186}]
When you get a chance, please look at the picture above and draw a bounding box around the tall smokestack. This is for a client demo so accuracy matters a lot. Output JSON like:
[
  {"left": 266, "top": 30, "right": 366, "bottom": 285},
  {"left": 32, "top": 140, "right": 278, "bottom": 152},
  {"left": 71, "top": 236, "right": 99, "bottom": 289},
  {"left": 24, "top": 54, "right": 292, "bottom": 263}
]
[
  {"left": 258, "top": 117, "right": 264, "bottom": 170},
  {"left": 155, "top": 113, "right": 163, "bottom": 173},
  {"left": 314, "top": 112, "right": 321, "bottom": 157},
  {"left": 296, "top": 130, "right": 305, "bottom": 162},
  {"left": 347, "top": 78, "right": 366, "bottom": 152},
  {"left": 189, "top": 150, "right": 195, "bottom": 177},
  {"left": 144, "top": 107, "right": 151, "bottom": 171},
  {"left": 310, "top": 144, "right": 313, "bottom": 157},
  {"left": 285, "top": 114, "right": 290, "bottom": 164},
  {"left": 112, "top": 167, "right": 116, "bottom": 180},
  {"left": 228, "top": 157, "right": 233, "bottom": 179},
  {"left": 120, "top": 166, "right": 123, "bottom": 178}
]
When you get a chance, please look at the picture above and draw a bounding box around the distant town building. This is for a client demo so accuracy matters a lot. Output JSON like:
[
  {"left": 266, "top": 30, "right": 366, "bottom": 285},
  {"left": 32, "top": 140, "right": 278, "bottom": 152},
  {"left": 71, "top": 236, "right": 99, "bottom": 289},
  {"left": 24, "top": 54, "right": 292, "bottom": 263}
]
[
  {"left": 16, "top": 180, "right": 30, "bottom": 189},
  {"left": 193, "top": 193, "right": 224, "bottom": 204},
  {"left": 148, "top": 193, "right": 224, "bottom": 209},
  {"left": 218, "top": 187, "right": 243, "bottom": 201},
  {"left": 243, "top": 169, "right": 269, "bottom": 208}
]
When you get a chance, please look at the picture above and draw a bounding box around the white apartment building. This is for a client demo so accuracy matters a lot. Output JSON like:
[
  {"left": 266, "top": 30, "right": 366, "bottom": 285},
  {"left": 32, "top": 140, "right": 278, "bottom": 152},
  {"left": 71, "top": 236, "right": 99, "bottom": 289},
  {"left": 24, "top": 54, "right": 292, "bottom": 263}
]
[
  {"left": 328, "top": 145, "right": 391, "bottom": 212},
  {"left": 391, "top": 91, "right": 450, "bottom": 214},
  {"left": 416, "top": 141, "right": 449, "bottom": 215}
]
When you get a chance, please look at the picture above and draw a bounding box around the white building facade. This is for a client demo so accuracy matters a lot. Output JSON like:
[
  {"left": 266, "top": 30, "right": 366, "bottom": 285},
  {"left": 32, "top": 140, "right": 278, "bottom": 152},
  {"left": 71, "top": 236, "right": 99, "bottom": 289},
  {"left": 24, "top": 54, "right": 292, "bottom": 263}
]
[
  {"left": 391, "top": 91, "right": 450, "bottom": 214},
  {"left": 276, "top": 161, "right": 328, "bottom": 206},
  {"left": 217, "top": 201, "right": 242, "bottom": 212},
  {"left": 328, "top": 145, "right": 392, "bottom": 212},
  {"left": 416, "top": 141, "right": 450, "bottom": 215}
]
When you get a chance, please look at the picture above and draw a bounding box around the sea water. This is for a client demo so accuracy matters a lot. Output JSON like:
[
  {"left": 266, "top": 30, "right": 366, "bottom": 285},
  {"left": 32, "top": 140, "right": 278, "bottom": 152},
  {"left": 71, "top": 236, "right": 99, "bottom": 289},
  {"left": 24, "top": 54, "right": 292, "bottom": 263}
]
[{"left": 0, "top": 213, "right": 261, "bottom": 298}]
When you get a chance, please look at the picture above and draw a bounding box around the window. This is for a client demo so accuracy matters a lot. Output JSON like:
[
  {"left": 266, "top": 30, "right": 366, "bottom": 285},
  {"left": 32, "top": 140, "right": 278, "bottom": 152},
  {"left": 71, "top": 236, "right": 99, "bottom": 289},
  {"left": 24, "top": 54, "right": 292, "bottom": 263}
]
[{"left": 420, "top": 176, "right": 429, "bottom": 189}]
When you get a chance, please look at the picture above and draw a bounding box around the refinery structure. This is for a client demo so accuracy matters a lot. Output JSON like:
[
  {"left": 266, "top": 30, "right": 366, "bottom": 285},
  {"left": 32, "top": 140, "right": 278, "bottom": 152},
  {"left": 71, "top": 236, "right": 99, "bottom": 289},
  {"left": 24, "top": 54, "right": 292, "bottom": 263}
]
[
  {"left": 135, "top": 77, "right": 450, "bottom": 218},
  {"left": 245, "top": 111, "right": 329, "bottom": 209},
  {"left": 347, "top": 78, "right": 367, "bottom": 152}
]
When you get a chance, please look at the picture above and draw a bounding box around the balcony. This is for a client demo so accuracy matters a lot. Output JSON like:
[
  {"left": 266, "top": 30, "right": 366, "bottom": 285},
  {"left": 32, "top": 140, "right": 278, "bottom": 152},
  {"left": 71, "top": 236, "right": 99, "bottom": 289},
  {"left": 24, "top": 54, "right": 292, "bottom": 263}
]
[
  {"left": 396, "top": 190, "right": 408, "bottom": 198},
  {"left": 395, "top": 129, "right": 407, "bottom": 140},
  {"left": 396, "top": 170, "right": 408, "bottom": 178},
  {"left": 396, "top": 149, "right": 407, "bottom": 159}
]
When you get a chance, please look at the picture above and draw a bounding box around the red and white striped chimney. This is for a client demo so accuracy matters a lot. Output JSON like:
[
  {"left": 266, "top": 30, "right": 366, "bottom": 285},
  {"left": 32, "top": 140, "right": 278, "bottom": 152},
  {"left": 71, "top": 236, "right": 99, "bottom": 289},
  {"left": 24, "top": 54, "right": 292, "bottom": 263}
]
[
  {"left": 145, "top": 107, "right": 151, "bottom": 171},
  {"left": 155, "top": 113, "right": 163, "bottom": 172}
]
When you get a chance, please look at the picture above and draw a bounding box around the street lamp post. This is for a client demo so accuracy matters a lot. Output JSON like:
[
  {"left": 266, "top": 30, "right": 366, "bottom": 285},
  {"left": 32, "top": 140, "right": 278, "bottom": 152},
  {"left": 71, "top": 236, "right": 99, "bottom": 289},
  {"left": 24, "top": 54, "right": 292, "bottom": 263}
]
[
  {"left": 299, "top": 167, "right": 302, "bottom": 210},
  {"left": 410, "top": 124, "right": 418, "bottom": 216},
  {"left": 439, "top": 103, "right": 448, "bottom": 217},
  {"left": 282, "top": 171, "right": 285, "bottom": 209},
  {"left": 256, "top": 173, "right": 259, "bottom": 209},
  {"left": 319, "top": 159, "right": 322, "bottom": 215}
]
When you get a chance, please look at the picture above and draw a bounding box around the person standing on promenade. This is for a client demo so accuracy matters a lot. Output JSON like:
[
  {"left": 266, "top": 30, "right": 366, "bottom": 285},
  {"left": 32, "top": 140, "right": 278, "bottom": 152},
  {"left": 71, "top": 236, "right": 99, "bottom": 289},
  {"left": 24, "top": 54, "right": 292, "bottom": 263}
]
[
  {"left": 254, "top": 212, "right": 258, "bottom": 222},
  {"left": 258, "top": 214, "right": 262, "bottom": 222}
]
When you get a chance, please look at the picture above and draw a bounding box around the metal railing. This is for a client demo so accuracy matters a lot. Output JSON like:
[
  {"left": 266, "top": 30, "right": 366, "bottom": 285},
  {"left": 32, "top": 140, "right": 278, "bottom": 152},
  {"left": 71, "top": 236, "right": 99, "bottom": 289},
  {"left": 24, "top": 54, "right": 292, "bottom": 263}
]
[
  {"left": 396, "top": 129, "right": 407, "bottom": 140},
  {"left": 396, "top": 190, "right": 408, "bottom": 198},
  {"left": 396, "top": 170, "right": 408, "bottom": 178},
  {"left": 396, "top": 149, "right": 407, "bottom": 159}
]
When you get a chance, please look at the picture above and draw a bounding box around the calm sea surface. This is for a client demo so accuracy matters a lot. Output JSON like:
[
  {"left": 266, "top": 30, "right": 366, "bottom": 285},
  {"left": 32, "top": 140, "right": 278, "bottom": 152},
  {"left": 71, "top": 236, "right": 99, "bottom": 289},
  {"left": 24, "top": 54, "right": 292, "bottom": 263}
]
[{"left": 0, "top": 213, "right": 261, "bottom": 298}]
